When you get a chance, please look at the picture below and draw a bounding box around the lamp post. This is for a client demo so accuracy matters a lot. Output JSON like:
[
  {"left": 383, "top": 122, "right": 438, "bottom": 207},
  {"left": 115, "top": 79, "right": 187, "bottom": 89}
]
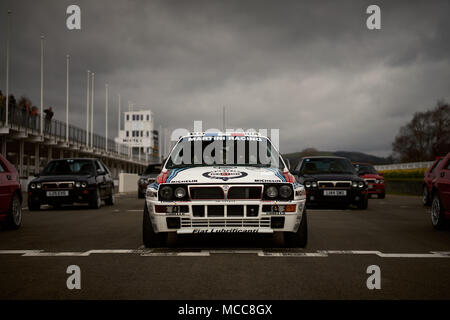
[
  {"left": 65, "top": 55, "right": 70, "bottom": 142},
  {"left": 117, "top": 94, "right": 121, "bottom": 153},
  {"left": 40, "top": 35, "right": 44, "bottom": 135},
  {"left": 90, "top": 72, "right": 95, "bottom": 148},
  {"left": 86, "top": 70, "right": 90, "bottom": 147},
  {"left": 105, "top": 84, "right": 108, "bottom": 152},
  {"left": 5, "top": 10, "right": 12, "bottom": 127}
]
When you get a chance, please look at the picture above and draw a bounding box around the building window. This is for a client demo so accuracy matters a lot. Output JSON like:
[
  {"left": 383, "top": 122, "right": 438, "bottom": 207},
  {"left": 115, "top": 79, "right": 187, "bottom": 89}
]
[
  {"left": 146, "top": 131, "right": 149, "bottom": 137},
  {"left": 146, "top": 115, "right": 149, "bottom": 121},
  {"left": 141, "top": 115, "right": 143, "bottom": 121},
  {"left": 141, "top": 131, "right": 143, "bottom": 137},
  {"left": 126, "top": 131, "right": 129, "bottom": 137},
  {"left": 126, "top": 115, "right": 129, "bottom": 121}
]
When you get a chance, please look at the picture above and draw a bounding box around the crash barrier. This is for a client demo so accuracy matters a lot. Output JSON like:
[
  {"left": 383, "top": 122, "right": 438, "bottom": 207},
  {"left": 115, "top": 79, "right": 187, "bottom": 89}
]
[
  {"left": 119, "top": 173, "right": 139, "bottom": 193},
  {"left": 385, "top": 180, "right": 422, "bottom": 196},
  {"left": 374, "top": 161, "right": 433, "bottom": 171}
]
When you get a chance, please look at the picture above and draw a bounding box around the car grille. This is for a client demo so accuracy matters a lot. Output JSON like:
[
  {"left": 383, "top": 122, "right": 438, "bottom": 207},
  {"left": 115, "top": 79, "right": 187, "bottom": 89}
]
[
  {"left": 189, "top": 204, "right": 260, "bottom": 217},
  {"left": 365, "top": 179, "right": 376, "bottom": 183},
  {"left": 181, "top": 217, "right": 270, "bottom": 228},
  {"left": 189, "top": 187, "right": 224, "bottom": 200},
  {"left": 318, "top": 181, "right": 351, "bottom": 188},
  {"left": 227, "top": 186, "right": 262, "bottom": 199},
  {"left": 42, "top": 181, "right": 75, "bottom": 189}
]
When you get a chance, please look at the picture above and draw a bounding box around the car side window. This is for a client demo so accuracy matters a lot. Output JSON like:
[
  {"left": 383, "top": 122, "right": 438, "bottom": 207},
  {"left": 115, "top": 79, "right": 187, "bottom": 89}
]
[
  {"left": 445, "top": 161, "right": 450, "bottom": 170},
  {"left": 100, "top": 162, "right": 110, "bottom": 175},
  {"left": 430, "top": 159, "right": 442, "bottom": 172},
  {"left": 294, "top": 161, "right": 303, "bottom": 175},
  {"left": 0, "top": 161, "right": 6, "bottom": 173},
  {"left": 94, "top": 161, "right": 102, "bottom": 172}
]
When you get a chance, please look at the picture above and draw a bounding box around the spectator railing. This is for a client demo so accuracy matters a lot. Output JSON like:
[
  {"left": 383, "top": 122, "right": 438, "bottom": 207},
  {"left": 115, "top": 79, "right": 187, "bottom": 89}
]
[
  {"left": 374, "top": 161, "right": 434, "bottom": 171},
  {"left": 0, "top": 104, "right": 152, "bottom": 163}
]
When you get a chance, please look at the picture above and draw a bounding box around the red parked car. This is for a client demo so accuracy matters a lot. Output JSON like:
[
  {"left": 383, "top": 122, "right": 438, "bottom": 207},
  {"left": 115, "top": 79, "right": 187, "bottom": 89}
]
[
  {"left": 353, "top": 163, "right": 385, "bottom": 199},
  {"left": 430, "top": 153, "right": 450, "bottom": 229},
  {"left": 422, "top": 156, "right": 444, "bottom": 206},
  {"left": 0, "top": 154, "right": 22, "bottom": 229}
]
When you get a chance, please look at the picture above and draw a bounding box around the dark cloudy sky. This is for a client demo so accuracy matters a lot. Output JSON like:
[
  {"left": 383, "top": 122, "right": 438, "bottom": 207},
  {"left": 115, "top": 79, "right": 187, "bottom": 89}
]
[{"left": 0, "top": 0, "right": 449, "bottom": 156}]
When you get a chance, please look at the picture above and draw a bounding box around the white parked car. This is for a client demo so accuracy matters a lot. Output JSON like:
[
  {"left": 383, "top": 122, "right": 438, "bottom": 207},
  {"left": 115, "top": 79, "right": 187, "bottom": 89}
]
[{"left": 143, "top": 132, "right": 307, "bottom": 247}]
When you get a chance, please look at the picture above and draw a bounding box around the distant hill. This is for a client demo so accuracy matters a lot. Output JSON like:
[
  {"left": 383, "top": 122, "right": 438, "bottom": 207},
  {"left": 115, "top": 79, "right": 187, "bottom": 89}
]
[{"left": 283, "top": 148, "right": 390, "bottom": 169}]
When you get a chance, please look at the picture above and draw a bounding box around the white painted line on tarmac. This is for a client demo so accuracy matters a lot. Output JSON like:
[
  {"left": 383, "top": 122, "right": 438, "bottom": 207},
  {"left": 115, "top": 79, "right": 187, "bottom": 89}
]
[
  {"left": 1, "top": 249, "right": 450, "bottom": 258},
  {"left": 127, "top": 210, "right": 142, "bottom": 212}
]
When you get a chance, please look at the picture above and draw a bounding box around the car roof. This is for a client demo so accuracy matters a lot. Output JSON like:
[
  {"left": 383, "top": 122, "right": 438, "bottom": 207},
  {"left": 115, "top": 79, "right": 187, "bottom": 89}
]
[
  {"left": 301, "top": 156, "right": 347, "bottom": 160},
  {"left": 182, "top": 132, "right": 264, "bottom": 138},
  {"left": 352, "top": 162, "right": 374, "bottom": 166},
  {"left": 49, "top": 158, "right": 98, "bottom": 161}
]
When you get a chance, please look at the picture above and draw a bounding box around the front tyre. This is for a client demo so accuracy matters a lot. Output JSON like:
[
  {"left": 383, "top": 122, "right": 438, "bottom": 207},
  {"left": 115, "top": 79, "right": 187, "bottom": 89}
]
[
  {"left": 6, "top": 194, "right": 22, "bottom": 229},
  {"left": 143, "top": 202, "right": 167, "bottom": 248},
  {"left": 105, "top": 186, "right": 115, "bottom": 206},
  {"left": 28, "top": 199, "right": 40, "bottom": 211},
  {"left": 431, "top": 193, "right": 446, "bottom": 230},
  {"left": 357, "top": 195, "right": 368, "bottom": 210},
  {"left": 89, "top": 188, "right": 102, "bottom": 209},
  {"left": 284, "top": 209, "right": 308, "bottom": 248}
]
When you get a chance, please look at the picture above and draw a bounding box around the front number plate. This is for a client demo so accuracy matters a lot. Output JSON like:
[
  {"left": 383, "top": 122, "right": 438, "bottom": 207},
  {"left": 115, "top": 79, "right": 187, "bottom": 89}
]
[
  {"left": 46, "top": 190, "right": 69, "bottom": 197},
  {"left": 323, "top": 190, "right": 347, "bottom": 196}
]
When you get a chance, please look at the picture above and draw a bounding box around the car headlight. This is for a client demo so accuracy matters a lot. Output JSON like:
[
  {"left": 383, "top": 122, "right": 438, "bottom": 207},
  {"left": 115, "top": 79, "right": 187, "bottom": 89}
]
[
  {"left": 36, "top": 183, "right": 42, "bottom": 189},
  {"left": 279, "top": 185, "right": 293, "bottom": 198},
  {"left": 146, "top": 188, "right": 156, "bottom": 198},
  {"left": 75, "top": 182, "right": 81, "bottom": 188},
  {"left": 305, "top": 182, "right": 311, "bottom": 188},
  {"left": 358, "top": 182, "right": 365, "bottom": 188},
  {"left": 159, "top": 186, "right": 173, "bottom": 200},
  {"left": 377, "top": 179, "right": 384, "bottom": 184},
  {"left": 296, "top": 187, "right": 306, "bottom": 197},
  {"left": 30, "top": 183, "right": 36, "bottom": 189},
  {"left": 265, "top": 186, "right": 278, "bottom": 198},
  {"left": 352, "top": 181, "right": 358, "bottom": 188},
  {"left": 311, "top": 181, "right": 318, "bottom": 188},
  {"left": 174, "top": 187, "right": 186, "bottom": 199}
]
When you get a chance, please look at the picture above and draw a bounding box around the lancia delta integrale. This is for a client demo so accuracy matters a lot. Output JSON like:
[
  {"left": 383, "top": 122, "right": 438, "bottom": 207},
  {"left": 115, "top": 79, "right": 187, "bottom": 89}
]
[
  {"left": 293, "top": 156, "right": 368, "bottom": 209},
  {"left": 143, "top": 132, "right": 307, "bottom": 248},
  {"left": 28, "top": 158, "right": 115, "bottom": 210}
]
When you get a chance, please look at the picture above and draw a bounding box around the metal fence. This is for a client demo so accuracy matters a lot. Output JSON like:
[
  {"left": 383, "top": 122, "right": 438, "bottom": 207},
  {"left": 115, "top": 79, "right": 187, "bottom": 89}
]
[
  {"left": 0, "top": 105, "right": 155, "bottom": 163},
  {"left": 374, "top": 161, "right": 434, "bottom": 171}
]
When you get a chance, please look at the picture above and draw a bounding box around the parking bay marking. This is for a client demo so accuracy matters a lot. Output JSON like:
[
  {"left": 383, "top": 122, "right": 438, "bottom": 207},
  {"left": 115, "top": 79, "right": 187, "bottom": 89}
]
[{"left": 0, "top": 249, "right": 449, "bottom": 258}]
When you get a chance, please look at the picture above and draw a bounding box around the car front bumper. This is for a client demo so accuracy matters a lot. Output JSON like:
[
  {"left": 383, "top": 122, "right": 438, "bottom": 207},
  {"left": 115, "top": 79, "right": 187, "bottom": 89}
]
[
  {"left": 367, "top": 183, "right": 385, "bottom": 194},
  {"left": 305, "top": 188, "right": 367, "bottom": 205},
  {"left": 28, "top": 188, "right": 96, "bottom": 205},
  {"left": 145, "top": 199, "right": 306, "bottom": 233}
]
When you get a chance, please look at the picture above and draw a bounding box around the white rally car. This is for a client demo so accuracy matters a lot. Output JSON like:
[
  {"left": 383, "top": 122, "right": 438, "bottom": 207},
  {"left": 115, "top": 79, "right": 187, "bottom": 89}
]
[{"left": 143, "top": 132, "right": 307, "bottom": 247}]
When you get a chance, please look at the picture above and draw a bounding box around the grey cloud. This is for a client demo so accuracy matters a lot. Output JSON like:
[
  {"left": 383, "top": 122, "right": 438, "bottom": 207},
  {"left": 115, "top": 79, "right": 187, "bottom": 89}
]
[{"left": 0, "top": 0, "right": 448, "bottom": 157}]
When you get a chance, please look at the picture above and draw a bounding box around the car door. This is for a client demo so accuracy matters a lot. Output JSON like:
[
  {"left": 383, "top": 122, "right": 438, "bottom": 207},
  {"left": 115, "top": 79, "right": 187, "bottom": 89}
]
[
  {"left": 94, "top": 160, "right": 107, "bottom": 198},
  {"left": 100, "top": 161, "right": 113, "bottom": 195},
  {"left": 436, "top": 156, "right": 450, "bottom": 212},
  {"left": 0, "top": 159, "right": 11, "bottom": 213}
]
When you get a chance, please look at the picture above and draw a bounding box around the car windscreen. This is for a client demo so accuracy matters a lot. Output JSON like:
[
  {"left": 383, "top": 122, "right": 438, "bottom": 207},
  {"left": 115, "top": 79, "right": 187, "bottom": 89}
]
[
  {"left": 354, "top": 164, "right": 378, "bottom": 175},
  {"left": 165, "top": 136, "right": 284, "bottom": 169},
  {"left": 42, "top": 159, "right": 95, "bottom": 175},
  {"left": 299, "top": 158, "right": 356, "bottom": 175}
]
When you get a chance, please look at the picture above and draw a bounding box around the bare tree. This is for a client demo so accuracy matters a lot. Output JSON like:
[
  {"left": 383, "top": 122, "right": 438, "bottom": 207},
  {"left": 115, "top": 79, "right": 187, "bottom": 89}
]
[{"left": 392, "top": 100, "right": 450, "bottom": 162}]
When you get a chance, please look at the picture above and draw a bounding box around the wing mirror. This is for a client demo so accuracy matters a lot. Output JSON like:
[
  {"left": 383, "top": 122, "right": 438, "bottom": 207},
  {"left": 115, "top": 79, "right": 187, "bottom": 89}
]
[{"left": 96, "top": 169, "right": 106, "bottom": 175}]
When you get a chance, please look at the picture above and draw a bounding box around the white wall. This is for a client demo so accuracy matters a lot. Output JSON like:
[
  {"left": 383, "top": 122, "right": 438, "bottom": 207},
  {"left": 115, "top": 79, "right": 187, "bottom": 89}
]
[{"left": 119, "top": 173, "right": 139, "bottom": 193}]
